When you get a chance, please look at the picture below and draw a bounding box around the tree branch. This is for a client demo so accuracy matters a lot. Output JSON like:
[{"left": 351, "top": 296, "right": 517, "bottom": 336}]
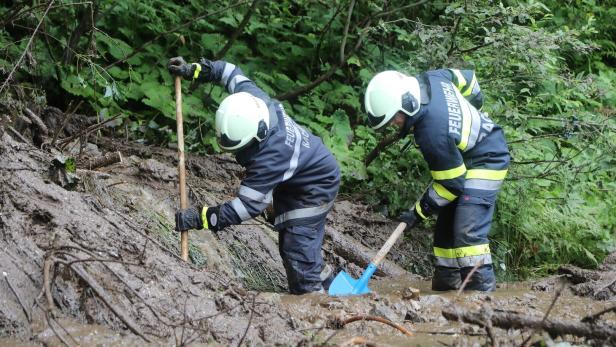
[
  {"left": 339, "top": 0, "right": 356, "bottom": 64},
  {"left": 0, "top": 0, "right": 55, "bottom": 95},
  {"left": 104, "top": 1, "right": 250, "bottom": 70},
  {"left": 214, "top": 0, "right": 261, "bottom": 60},
  {"left": 275, "top": 0, "right": 428, "bottom": 101}
]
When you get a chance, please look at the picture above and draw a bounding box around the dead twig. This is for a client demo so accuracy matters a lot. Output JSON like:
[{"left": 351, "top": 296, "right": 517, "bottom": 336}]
[
  {"left": 457, "top": 259, "right": 484, "bottom": 294},
  {"left": 582, "top": 304, "right": 616, "bottom": 323},
  {"left": 3, "top": 271, "right": 31, "bottom": 322},
  {"left": 45, "top": 311, "right": 77, "bottom": 347},
  {"left": 57, "top": 113, "right": 122, "bottom": 149},
  {"left": 237, "top": 293, "right": 258, "bottom": 346},
  {"left": 24, "top": 108, "right": 49, "bottom": 135},
  {"left": 334, "top": 315, "right": 413, "bottom": 336},
  {"left": 7, "top": 126, "right": 31, "bottom": 144},
  {"left": 51, "top": 101, "right": 83, "bottom": 146},
  {"left": 520, "top": 281, "right": 565, "bottom": 347}
]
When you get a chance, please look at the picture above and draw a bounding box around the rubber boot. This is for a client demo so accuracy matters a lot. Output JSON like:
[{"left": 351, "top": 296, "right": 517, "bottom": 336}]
[
  {"left": 320, "top": 264, "right": 335, "bottom": 291},
  {"left": 431, "top": 266, "right": 462, "bottom": 291},
  {"left": 460, "top": 264, "right": 496, "bottom": 291}
]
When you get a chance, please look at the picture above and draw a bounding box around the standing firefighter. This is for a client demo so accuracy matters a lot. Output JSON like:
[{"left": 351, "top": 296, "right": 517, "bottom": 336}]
[
  {"left": 364, "top": 69, "right": 510, "bottom": 291},
  {"left": 168, "top": 57, "right": 340, "bottom": 294}
]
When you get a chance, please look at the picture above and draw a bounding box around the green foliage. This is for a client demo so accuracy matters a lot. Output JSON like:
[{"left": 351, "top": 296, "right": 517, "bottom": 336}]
[{"left": 0, "top": 0, "right": 614, "bottom": 278}]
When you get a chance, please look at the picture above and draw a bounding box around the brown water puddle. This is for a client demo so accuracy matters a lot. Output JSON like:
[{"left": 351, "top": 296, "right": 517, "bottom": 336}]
[{"left": 279, "top": 278, "right": 616, "bottom": 346}]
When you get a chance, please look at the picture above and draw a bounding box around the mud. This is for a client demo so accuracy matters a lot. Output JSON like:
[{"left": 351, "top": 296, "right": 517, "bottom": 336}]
[{"left": 0, "top": 110, "right": 615, "bottom": 346}]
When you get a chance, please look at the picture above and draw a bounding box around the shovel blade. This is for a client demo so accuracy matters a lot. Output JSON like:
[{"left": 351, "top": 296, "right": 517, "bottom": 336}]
[{"left": 328, "top": 271, "right": 371, "bottom": 296}]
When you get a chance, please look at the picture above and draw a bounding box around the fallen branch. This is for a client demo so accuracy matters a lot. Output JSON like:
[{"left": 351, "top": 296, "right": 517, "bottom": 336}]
[
  {"left": 333, "top": 315, "right": 413, "bottom": 336},
  {"left": 68, "top": 263, "right": 152, "bottom": 343},
  {"left": 214, "top": 0, "right": 261, "bottom": 60},
  {"left": 582, "top": 304, "right": 616, "bottom": 323},
  {"left": 78, "top": 151, "right": 123, "bottom": 170},
  {"left": 442, "top": 306, "right": 616, "bottom": 341},
  {"left": 24, "top": 108, "right": 49, "bottom": 135},
  {"left": 3, "top": 271, "right": 31, "bottom": 322},
  {"left": 325, "top": 226, "right": 408, "bottom": 277},
  {"left": 57, "top": 113, "right": 122, "bottom": 149},
  {"left": 237, "top": 293, "right": 258, "bottom": 347}
]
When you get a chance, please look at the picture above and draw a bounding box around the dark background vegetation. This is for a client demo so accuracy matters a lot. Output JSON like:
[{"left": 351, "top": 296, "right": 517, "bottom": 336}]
[{"left": 1, "top": 0, "right": 614, "bottom": 280}]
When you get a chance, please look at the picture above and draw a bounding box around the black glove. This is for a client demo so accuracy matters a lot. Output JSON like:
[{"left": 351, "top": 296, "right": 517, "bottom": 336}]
[
  {"left": 175, "top": 206, "right": 204, "bottom": 231},
  {"left": 398, "top": 209, "right": 419, "bottom": 231},
  {"left": 168, "top": 56, "right": 197, "bottom": 80}
]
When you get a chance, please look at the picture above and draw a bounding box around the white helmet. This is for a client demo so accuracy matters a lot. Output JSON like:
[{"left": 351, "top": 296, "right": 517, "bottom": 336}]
[
  {"left": 215, "top": 92, "right": 269, "bottom": 151},
  {"left": 364, "top": 70, "right": 421, "bottom": 129}
]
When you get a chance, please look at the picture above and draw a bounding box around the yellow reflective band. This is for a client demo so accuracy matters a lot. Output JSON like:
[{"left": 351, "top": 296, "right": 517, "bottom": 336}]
[
  {"left": 192, "top": 63, "right": 202, "bottom": 80},
  {"left": 414, "top": 201, "right": 428, "bottom": 220},
  {"left": 201, "top": 206, "right": 209, "bottom": 229},
  {"left": 451, "top": 69, "right": 467, "bottom": 90},
  {"left": 466, "top": 169, "right": 508, "bottom": 180},
  {"left": 431, "top": 164, "right": 466, "bottom": 180},
  {"left": 462, "top": 74, "right": 477, "bottom": 97},
  {"left": 433, "top": 244, "right": 491, "bottom": 259},
  {"left": 457, "top": 107, "right": 471, "bottom": 151},
  {"left": 433, "top": 182, "right": 457, "bottom": 201}
]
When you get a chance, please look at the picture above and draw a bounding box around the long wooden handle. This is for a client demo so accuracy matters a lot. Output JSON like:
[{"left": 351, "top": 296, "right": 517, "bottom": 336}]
[
  {"left": 175, "top": 76, "right": 189, "bottom": 262},
  {"left": 371, "top": 222, "right": 406, "bottom": 266}
]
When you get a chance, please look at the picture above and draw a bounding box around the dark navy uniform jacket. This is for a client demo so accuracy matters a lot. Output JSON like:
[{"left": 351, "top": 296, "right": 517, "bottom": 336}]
[
  {"left": 198, "top": 60, "right": 340, "bottom": 230},
  {"left": 411, "top": 69, "right": 510, "bottom": 220}
]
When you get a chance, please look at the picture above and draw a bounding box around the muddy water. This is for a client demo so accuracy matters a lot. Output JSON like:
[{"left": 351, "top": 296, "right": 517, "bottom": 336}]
[{"left": 280, "top": 277, "right": 616, "bottom": 346}]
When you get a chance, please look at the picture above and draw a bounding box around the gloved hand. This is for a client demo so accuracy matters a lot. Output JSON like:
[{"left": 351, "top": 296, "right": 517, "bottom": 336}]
[
  {"left": 175, "top": 206, "right": 204, "bottom": 231},
  {"left": 168, "top": 56, "right": 197, "bottom": 80},
  {"left": 398, "top": 209, "right": 418, "bottom": 231}
]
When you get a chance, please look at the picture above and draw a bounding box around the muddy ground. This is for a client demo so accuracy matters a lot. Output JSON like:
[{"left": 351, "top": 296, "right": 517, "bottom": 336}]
[{"left": 0, "top": 105, "right": 615, "bottom": 346}]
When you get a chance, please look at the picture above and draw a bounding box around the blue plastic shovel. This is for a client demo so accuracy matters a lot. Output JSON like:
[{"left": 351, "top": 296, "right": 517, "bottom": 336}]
[{"left": 328, "top": 222, "right": 407, "bottom": 296}]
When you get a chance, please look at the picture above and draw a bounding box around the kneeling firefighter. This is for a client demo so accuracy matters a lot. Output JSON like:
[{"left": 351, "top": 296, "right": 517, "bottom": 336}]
[
  {"left": 364, "top": 68, "right": 510, "bottom": 291},
  {"left": 168, "top": 57, "right": 340, "bottom": 294}
]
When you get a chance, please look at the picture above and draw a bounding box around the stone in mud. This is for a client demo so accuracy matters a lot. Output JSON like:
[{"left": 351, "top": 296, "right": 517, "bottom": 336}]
[
  {"left": 370, "top": 302, "right": 399, "bottom": 322},
  {"left": 137, "top": 158, "right": 177, "bottom": 181},
  {"left": 402, "top": 286, "right": 420, "bottom": 300}
]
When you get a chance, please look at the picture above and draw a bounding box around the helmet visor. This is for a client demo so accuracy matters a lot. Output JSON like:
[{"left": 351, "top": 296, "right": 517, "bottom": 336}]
[{"left": 367, "top": 111, "right": 386, "bottom": 129}]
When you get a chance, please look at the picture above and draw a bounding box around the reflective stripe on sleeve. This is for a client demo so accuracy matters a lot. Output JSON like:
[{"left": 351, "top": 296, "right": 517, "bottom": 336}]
[
  {"left": 464, "top": 178, "right": 503, "bottom": 191},
  {"left": 221, "top": 63, "right": 236, "bottom": 86},
  {"left": 414, "top": 201, "right": 428, "bottom": 220},
  {"left": 238, "top": 185, "right": 273, "bottom": 204},
  {"left": 466, "top": 169, "right": 508, "bottom": 180},
  {"left": 465, "top": 107, "right": 482, "bottom": 151},
  {"left": 450, "top": 69, "right": 467, "bottom": 90},
  {"left": 274, "top": 200, "right": 335, "bottom": 225},
  {"left": 230, "top": 198, "right": 251, "bottom": 221},
  {"left": 433, "top": 182, "right": 457, "bottom": 201},
  {"left": 462, "top": 73, "right": 477, "bottom": 97},
  {"left": 228, "top": 75, "right": 250, "bottom": 93},
  {"left": 431, "top": 164, "right": 466, "bottom": 180}
]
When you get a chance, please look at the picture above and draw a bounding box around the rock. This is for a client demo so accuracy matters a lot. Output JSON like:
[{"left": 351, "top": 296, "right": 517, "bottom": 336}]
[
  {"left": 370, "top": 302, "right": 399, "bottom": 322},
  {"left": 404, "top": 309, "right": 425, "bottom": 323},
  {"left": 402, "top": 286, "right": 420, "bottom": 300}
]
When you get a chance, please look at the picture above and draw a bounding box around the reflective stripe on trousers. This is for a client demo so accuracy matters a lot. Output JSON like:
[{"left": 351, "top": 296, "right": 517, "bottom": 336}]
[{"left": 274, "top": 200, "right": 335, "bottom": 226}]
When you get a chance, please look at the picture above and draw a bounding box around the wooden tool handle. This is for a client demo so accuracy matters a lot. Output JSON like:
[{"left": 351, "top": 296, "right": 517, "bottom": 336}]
[
  {"left": 175, "top": 76, "right": 189, "bottom": 261},
  {"left": 371, "top": 222, "right": 406, "bottom": 266}
]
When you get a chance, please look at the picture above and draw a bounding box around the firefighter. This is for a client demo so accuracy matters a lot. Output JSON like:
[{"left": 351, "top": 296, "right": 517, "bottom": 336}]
[
  {"left": 168, "top": 57, "right": 339, "bottom": 294},
  {"left": 364, "top": 69, "right": 510, "bottom": 291}
]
